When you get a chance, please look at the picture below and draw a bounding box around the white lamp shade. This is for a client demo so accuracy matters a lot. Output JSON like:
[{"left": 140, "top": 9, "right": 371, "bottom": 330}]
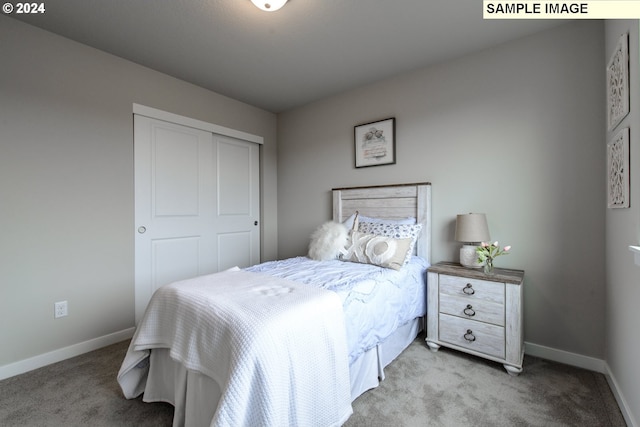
[
  {"left": 455, "top": 213, "right": 490, "bottom": 243},
  {"left": 251, "top": 0, "right": 288, "bottom": 11}
]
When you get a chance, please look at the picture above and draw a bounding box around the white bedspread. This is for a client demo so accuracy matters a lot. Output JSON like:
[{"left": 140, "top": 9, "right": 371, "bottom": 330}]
[{"left": 117, "top": 268, "right": 353, "bottom": 427}]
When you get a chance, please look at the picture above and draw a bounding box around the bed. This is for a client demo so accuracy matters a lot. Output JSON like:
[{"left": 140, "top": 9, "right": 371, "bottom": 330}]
[{"left": 118, "top": 182, "right": 432, "bottom": 427}]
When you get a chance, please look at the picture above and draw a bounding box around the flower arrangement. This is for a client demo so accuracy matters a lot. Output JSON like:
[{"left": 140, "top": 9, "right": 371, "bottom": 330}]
[{"left": 476, "top": 241, "right": 511, "bottom": 274}]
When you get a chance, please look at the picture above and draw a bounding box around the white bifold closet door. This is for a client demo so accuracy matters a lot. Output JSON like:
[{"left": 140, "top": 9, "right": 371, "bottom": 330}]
[{"left": 134, "top": 114, "right": 260, "bottom": 323}]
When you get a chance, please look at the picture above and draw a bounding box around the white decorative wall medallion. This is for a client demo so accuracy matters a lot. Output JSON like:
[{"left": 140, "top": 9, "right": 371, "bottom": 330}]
[
  {"left": 607, "top": 128, "right": 630, "bottom": 209},
  {"left": 606, "top": 33, "right": 629, "bottom": 131}
]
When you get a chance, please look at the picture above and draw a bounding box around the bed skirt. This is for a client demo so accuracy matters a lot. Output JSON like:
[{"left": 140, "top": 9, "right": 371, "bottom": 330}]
[{"left": 138, "top": 317, "right": 422, "bottom": 427}]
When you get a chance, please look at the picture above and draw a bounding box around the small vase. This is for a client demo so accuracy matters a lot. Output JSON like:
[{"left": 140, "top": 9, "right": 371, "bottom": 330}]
[{"left": 484, "top": 258, "right": 494, "bottom": 275}]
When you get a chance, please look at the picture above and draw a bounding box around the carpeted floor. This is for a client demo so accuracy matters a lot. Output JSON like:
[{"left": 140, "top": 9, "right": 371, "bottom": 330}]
[
  {"left": 344, "top": 337, "right": 626, "bottom": 427},
  {"left": 0, "top": 334, "right": 626, "bottom": 426}
]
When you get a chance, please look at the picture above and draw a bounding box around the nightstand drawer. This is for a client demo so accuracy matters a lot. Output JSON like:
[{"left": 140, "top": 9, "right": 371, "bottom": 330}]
[
  {"left": 439, "top": 313, "right": 505, "bottom": 359},
  {"left": 439, "top": 274, "right": 504, "bottom": 305},
  {"left": 439, "top": 293, "right": 505, "bottom": 326}
]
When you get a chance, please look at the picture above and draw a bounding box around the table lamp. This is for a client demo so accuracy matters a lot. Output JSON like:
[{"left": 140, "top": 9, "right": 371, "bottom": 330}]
[{"left": 455, "top": 213, "right": 490, "bottom": 268}]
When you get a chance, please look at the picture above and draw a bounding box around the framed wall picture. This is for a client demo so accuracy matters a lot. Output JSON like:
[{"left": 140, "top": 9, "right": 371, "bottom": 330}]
[
  {"left": 354, "top": 118, "right": 396, "bottom": 168},
  {"left": 606, "top": 33, "right": 629, "bottom": 132},
  {"left": 607, "top": 127, "right": 630, "bottom": 209}
]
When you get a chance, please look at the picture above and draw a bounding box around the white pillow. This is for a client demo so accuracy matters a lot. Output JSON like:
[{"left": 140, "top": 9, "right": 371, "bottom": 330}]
[
  {"left": 308, "top": 221, "right": 349, "bottom": 261},
  {"left": 342, "top": 213, "right": 416, "bottom": 230},
  {"left": 357, "top": 222, "right": 423, "bottom": 265},
  {"left": 341, "top": 230, "right": 413, "bottom": 270}
]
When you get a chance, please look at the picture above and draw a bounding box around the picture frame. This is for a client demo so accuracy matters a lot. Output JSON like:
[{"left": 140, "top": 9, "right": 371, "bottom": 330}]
[
  {"left": 607, "top": 127, "right": 630, "bottom": 209},
  {"left": 606, "top": 33, "right": 629, "bottom": 132},
  {"left": 354, "top": 118, "right": 396, "bottom": 168}
]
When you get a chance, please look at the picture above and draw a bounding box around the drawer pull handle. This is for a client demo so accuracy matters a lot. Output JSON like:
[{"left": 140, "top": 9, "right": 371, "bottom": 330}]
[
  {"left": 464, "top": 329, "right": 476, "bottom": 342},
  {"left": 463, "top": 304, "right": 476, "bottom": 317},
  {"left": 463, "top": 283, "right": 475, "bottom": 295}
]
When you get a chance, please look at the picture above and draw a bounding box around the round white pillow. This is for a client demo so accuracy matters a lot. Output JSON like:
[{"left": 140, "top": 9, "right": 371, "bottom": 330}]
[{"left": 308, "top": 221, "right": 349, "bottom": 261}]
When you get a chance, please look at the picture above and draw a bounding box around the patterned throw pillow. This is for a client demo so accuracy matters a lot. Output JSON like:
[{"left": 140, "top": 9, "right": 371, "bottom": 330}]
[
  {"left": 342, "top": 213, "right": 416, "bottom": 230},
  {"left": 341, "top": 231, "right": 413, "bottom": 270},
  {"left": 357, "top": 222, "right": 423, "bottom": 265}
]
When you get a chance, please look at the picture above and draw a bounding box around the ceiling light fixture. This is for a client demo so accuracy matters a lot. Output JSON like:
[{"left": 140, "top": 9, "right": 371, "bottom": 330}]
[{"left": 251, "top": 0, "right": 287, "bottom": 12}]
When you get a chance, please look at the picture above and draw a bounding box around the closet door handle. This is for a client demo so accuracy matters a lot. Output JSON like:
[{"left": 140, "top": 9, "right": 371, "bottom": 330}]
[{"left": 254, "top": 221, "right": 259, "bottom": 226}]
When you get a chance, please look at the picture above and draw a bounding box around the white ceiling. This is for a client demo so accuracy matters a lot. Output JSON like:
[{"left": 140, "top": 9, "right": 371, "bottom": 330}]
[{"left": 11, "top": 0, "right": 566, "bottom": 113}]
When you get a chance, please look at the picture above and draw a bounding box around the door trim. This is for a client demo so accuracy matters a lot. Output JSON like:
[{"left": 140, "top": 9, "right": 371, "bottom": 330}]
[{"left": 133, "top": 104, "right": 264, "bottom": 145}]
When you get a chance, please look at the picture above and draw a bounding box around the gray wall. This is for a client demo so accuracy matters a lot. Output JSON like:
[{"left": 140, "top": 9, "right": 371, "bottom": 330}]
[
  {"left": 0, "top": 16, "right": 278, "bottom": 366},
  {"left": 278, "top": 21, "right": 606, "bottom": 359},
  {"left": 604, "top": 20, "right": 640, "bottom": 427}
]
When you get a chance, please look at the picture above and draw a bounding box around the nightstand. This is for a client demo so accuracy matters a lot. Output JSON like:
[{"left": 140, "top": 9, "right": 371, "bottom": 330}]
[{"left": 426, "top": 262, "right": 525, "bottom": 375}]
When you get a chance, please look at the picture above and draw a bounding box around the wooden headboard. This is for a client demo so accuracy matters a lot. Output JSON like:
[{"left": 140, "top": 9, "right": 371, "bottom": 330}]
[{"left": 332, "top": 182, "right": 432, "bottom": 262}]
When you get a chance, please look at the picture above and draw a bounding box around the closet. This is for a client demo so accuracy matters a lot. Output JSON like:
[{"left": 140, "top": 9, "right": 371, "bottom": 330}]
[{"left": 134, "top": 107, "right": 261, "bottom": 322}]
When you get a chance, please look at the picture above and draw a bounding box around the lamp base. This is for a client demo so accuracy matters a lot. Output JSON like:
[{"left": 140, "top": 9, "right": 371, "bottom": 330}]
[{"left": 459, "top": 244, "right": 483, "bottom": 268}]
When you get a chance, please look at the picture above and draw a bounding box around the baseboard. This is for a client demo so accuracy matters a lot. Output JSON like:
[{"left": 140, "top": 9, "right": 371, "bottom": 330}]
[
  {"left": 524, "top": 341, "right": 606, "bottom": 373},
  {"left": 0, "top": 327, "right": 135, "bottom": 381},
  {"left": 604, "top": 362, "right": 639, "bottom": 427}
]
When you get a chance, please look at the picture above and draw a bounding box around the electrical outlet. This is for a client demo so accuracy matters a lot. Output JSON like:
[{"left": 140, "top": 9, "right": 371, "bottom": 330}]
[{"left": 54, "top": 301, "right": 68, "bottom": 318}]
